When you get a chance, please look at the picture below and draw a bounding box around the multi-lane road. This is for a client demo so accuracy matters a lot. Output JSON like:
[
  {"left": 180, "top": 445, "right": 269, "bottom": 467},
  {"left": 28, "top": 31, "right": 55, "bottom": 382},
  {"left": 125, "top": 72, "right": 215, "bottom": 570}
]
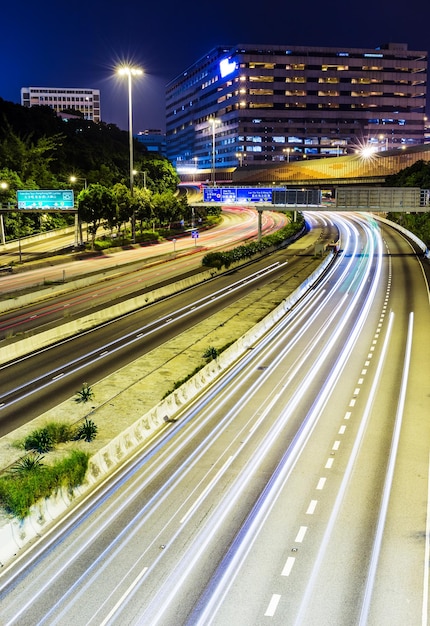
[{"left": 0, "top": 212, "right": 429, "bottom": 625}]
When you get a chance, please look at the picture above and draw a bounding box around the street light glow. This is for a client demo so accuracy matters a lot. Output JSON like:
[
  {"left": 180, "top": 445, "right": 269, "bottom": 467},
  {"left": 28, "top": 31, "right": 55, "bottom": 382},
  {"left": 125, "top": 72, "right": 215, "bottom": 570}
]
[{"left": 117, "top": 63, "right": 144, "bottom": 243}]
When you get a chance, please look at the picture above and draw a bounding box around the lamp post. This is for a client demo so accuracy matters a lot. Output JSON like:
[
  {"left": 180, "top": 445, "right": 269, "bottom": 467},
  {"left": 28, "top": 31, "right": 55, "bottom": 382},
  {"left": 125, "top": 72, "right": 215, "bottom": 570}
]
[
  {"left": 69, "top": 176, "right": 87, "bottom": 246},
  {"left": 69, "top": 175, "right": 87, "bottom": 189},
  {"left": 193, "top": 156, "right": 198, "bottom": 183},
  {"left": 133, "top": 169, "right": 147, "bottom": 188},
  {"left": 379, "top": 134, "right": 388, "bottom": 151},
  {"left": 0, "top": 181, "right": 8, "bottom": 246},
  {"left": 283, "top": 147, "right": 291, "bottom": 163},
  {"left": 235, "top": 152, "right": 244, "bottom": 167},
  {"left": 117, "top": 64, "right": 143, "bottom": 242},
  {"left": 209, "top": 117, "right": 219, "bottom": 187}
]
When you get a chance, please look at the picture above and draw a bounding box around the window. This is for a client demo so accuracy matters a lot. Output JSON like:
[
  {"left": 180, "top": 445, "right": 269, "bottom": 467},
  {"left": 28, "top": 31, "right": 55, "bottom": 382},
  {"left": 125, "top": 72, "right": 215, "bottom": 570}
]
[{"left": 249, "top": 88, "right": 273, "bottom": 95}]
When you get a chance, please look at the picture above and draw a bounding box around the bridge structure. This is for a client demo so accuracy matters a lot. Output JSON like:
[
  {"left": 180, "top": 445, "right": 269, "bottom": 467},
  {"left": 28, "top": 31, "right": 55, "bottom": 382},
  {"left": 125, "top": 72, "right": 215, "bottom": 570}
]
[
  {"left": 190, "top": 185, "right": 430, "bottom": 241},
  {"left": 183, "top": 143, "right": 430, "bottom": 189}
]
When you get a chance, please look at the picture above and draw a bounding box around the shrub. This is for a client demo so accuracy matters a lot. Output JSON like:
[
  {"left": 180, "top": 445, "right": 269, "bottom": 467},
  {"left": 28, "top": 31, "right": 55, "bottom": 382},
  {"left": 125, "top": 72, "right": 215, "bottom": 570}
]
[
  {"left": 73, "top": 418, "right": 98, "bottom": 442},
  {"left": 74, "top": 383, "right": 94, "bottom": 404},
  {"left": 0, "top": 450, "right": 90, "bottom": 518},
  {"left": 9, "top": 453, "right": 45, "bottom": 475},
  {"left": 24, "top": 429, "right": 54, "bottom": 453},
  {"left": 203, "top": 346, "right": 219, "bottom": 361},
  {"left": 23, "top": 422, "right": 74, "bottom": 453}
]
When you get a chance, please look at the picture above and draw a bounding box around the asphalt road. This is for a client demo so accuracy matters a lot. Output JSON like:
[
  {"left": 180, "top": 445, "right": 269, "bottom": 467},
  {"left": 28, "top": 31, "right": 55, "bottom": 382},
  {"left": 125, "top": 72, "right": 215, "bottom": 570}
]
[{"left": 1, "top": 213, "right": 428, "bottom": 625}]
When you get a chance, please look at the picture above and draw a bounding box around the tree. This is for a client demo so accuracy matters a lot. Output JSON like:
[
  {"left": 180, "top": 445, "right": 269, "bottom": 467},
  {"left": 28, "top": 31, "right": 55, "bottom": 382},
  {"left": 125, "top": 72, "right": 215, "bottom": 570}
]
[
  {"left": 111, "top": 183, "right": 133, "bottom": 235},
  {"left": 134, "top": 186, "right": 154, "bottom": 231},
  {"left": 77, "top": 184, "right": 116, "bottom": 248}
]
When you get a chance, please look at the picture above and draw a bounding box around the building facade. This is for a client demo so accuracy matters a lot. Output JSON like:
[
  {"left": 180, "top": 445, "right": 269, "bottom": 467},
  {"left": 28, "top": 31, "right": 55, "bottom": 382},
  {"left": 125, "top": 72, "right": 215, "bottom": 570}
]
[
  {"left": 136, "top": 129, "right": 167, "bottom": 156},
  {"left": 165, "top": 42, "right": 427, "bottom": 173},
  {"left": 21, "top": 87, "right": 101, "bottom": 122}
]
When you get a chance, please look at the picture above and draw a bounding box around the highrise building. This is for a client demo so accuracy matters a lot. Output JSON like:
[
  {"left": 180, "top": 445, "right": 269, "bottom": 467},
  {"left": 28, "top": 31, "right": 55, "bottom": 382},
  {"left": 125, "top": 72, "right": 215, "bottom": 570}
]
[
  {"left": 166, "top": 42, "right": 427, "bottom": 172},
  {"left": 21, "top": 87, "right": 101, "bottom": 122}
]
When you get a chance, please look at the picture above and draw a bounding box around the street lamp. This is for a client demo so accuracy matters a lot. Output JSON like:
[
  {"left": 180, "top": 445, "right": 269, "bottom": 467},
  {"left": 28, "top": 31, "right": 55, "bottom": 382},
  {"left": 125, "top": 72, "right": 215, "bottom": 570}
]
[
  {"left": 69, "top": 175, "right": 87, "bottom": 189},
  {"left": 379, "top": 134, "right": 388, "bottom": 151},
  {"left": 117, "top": 64, "right": 143, "bottom": 242},
  {"left": 209, "top": 117, "right": 220, "bottom": 187},
  {"left": 283, "top": 147, "right": 291, "bottom": 163},
  {"left": 133, "top": 169, "right": 147, "bottom": 188},
  {"left": 0, "top": 181, "right": 9, "bottom": 246},
  {"left": 235, "top": 152, "right": 244, "bottom": 167},
  {"left": 193, "top": 156, "right": 198, "bottom": 183}
]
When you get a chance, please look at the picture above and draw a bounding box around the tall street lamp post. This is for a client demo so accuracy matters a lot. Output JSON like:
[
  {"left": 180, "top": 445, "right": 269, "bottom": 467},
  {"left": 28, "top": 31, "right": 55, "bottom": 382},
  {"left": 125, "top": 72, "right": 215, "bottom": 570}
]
[
  {"left": 69, "top": 176, "right": 87, "bottom": 246},
  {"left": 209, "top": 117, "right": 219, "bottom": 187},
  {"left": 117, "top": 65, "right": 143, "bottom": 243},
  {"left": 0, "top": 181, "right": 8, "bottom": 246}
]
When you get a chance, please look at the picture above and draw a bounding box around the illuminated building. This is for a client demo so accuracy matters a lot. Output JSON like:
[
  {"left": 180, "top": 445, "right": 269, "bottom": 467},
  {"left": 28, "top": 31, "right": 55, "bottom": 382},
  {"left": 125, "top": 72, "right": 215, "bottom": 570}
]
[
  {"left": 166, "top": 42, "right": 427, "bottom": 173},
  {"left": 21, "top": 87, "right": 101, "bottom": 122}
]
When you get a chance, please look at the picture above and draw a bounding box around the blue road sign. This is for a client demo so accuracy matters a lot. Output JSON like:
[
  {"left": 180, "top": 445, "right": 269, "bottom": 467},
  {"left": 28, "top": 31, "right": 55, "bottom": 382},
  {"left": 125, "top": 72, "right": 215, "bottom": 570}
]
[{"left": 17, "top": 190, "right": 75, "bottom": 210}]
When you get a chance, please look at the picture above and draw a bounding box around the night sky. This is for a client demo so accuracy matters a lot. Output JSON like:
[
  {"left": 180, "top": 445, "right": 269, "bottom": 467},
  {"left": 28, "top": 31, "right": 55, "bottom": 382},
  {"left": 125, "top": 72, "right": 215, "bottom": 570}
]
[{"left": 1, "top": 0, "right": 429, "bottom": 132}]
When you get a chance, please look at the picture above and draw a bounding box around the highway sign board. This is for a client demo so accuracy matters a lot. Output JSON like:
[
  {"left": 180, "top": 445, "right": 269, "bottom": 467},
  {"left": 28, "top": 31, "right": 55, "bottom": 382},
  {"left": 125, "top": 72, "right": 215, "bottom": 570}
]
[
  {"left": 203, "top": 187, "right": 285, "bottom": 204},
  {"left": 17, "top": 190, "right": 75, "bottom": 211}
]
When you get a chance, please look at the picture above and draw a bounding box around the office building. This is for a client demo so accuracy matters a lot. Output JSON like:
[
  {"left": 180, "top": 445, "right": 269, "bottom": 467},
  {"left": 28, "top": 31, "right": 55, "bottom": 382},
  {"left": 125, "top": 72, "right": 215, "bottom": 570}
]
[
  {"left": 166, "top": 42, "right": 427, "bottom": 172},
  {"left": 21, "top": 87, "right": 101, "bottom": 123},
  {"left": 136, "top": 129, "right": 167, "bottom": 156}
]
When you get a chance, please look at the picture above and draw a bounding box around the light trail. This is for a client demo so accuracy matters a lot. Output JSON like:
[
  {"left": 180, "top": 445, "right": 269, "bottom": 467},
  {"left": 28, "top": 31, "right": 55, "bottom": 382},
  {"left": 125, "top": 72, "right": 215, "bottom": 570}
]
[{"left": 359, "top": 312, "right": 414, "bottom": 625}]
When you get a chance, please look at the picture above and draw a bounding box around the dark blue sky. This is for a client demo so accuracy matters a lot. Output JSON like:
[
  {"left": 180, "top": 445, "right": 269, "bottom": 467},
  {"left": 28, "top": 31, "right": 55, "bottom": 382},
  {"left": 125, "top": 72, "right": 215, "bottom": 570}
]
[{"left": 1, "top": 0, "right": 429, "bottom": 132}]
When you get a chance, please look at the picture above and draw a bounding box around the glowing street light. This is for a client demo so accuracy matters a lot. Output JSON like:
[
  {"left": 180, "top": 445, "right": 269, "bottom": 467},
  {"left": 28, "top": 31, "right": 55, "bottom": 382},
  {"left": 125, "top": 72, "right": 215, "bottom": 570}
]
[
  {"left": 0, "top": 181, "right": 9, "bottom": 246},
  {"left": 69, "top": 175, "right": 87, "bottom": 189},
  {"left": 117, "top": 64, "right": 143, "bottom": 242},
  {"left": 379, "top": 134, "right": 388, "bottom": 151},
  {"left": 283, "top": 147, "right": 291, "bottom": 163}
]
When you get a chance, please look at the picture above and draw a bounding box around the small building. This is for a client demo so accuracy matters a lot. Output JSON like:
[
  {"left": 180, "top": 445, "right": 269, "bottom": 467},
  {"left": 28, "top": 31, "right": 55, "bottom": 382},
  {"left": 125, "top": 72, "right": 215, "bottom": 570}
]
[{"left": 21, "top": 87, "right": 101, "bottom": 123}]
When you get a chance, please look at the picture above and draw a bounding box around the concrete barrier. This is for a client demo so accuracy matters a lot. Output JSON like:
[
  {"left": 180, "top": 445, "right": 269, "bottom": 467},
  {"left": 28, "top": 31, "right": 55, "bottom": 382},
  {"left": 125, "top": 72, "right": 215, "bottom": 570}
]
[{"left": 0, "top": 268, "right": 218, "bottom": 365}]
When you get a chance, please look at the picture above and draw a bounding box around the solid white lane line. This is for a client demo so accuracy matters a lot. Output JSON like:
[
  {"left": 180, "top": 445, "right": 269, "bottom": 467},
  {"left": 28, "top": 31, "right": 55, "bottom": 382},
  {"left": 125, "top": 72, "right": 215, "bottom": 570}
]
[
  {"left": 179, "top": 456, "right": 234, "bottom": 524},
  {"left": 423, "top": 452, "right": 430, "bottom": 626},
  {"left": 98, "top": 567, "right": 148, "bottom": 626},
  {"left": 359, "top": 312, "right": 414, "bottom": 625}
]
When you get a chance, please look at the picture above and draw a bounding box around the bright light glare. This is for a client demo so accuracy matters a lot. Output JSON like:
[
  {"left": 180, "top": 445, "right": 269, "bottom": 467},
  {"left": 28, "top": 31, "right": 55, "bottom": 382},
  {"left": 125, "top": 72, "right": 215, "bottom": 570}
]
[
  {"left": 117, "top": 66, "right": 143, "bottom": 77},
  {"left": 361, "top": 146, "right": 377, "bottom": 158}
]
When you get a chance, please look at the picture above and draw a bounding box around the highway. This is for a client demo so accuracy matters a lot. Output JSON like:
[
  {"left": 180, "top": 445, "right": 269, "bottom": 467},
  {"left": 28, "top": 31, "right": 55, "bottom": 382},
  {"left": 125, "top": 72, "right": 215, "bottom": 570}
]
[
  {"left": 0, "top": 212, "right": 428, "bottom": 625},
  {"left": 0, "top": 206, "right": 283, "bottom": 297},
  {"left": 0, "top": 209, "right": 325, "bottom": 434}
]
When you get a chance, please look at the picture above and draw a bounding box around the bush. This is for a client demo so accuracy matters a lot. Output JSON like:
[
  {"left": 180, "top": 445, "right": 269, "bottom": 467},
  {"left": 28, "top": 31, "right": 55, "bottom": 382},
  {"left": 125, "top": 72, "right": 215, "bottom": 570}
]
[
  {"left": 203, "top": 346, "right": 219, "bottom": 361},
  {"left": 73, "top": 418, "right": 98, "bottom": 442},
  {"left": 23, "top": 422, "right": 74, "bottom": 453},
  {"left": 201, "top": 216, "right": 305, "bottom": 270},
  {"left": 24, "top": 429, "right": 54, "bottom": 453},
  {"left": 9, "top": 453, "right": 45, "bottom": 474},
  {"left": 0, "top": 450, "right": 90, "bottom": 518},
  {"left": 74, "top": 383, "right": 94, "bottom": 404}
]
